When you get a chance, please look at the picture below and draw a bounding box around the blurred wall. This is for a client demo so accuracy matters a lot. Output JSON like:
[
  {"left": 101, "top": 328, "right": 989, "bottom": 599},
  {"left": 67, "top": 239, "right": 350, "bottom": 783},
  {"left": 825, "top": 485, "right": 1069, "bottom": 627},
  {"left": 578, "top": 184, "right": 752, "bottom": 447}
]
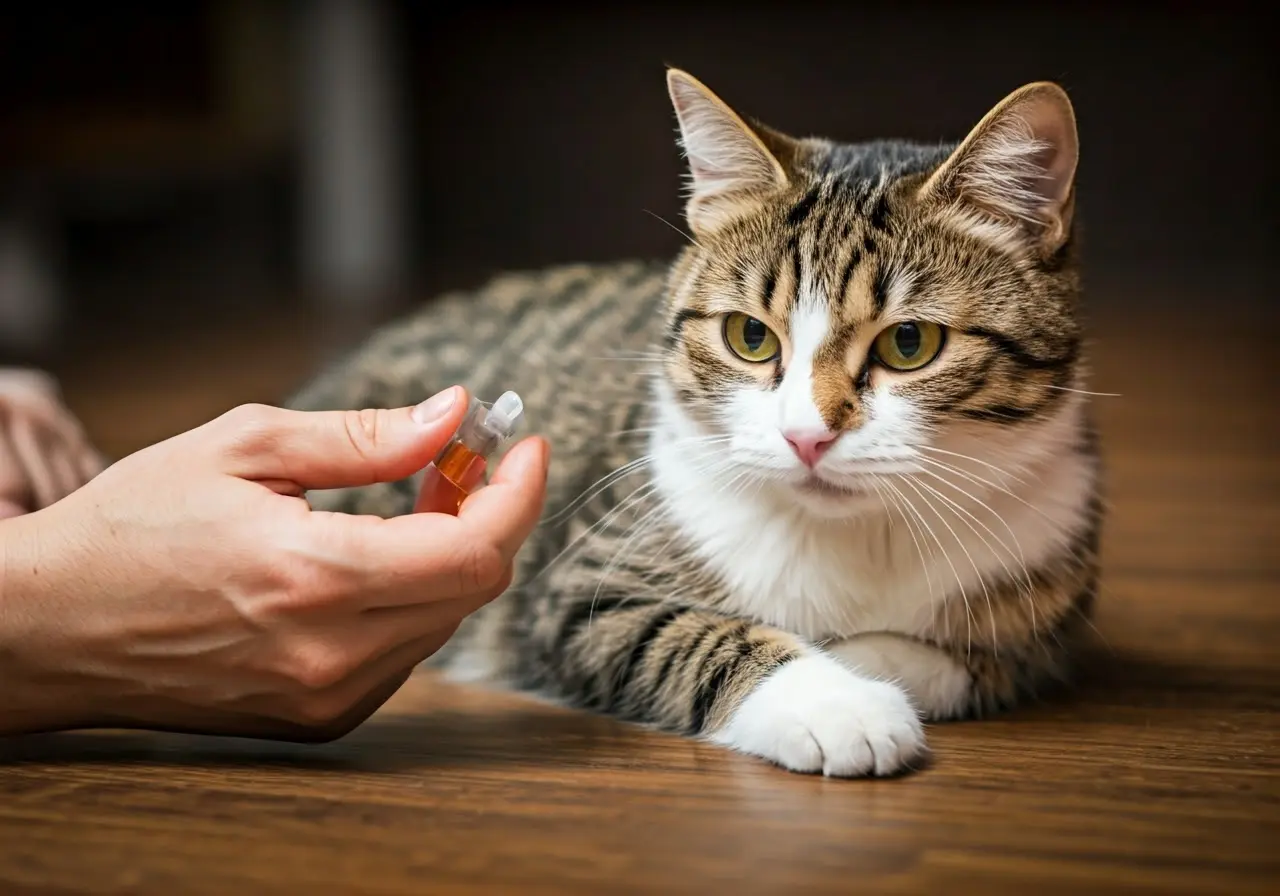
[
  {"left": 1, "top": 2, "right": 1273, "bottom": 364},
  {"left": 403, "top": 3, "right": 1274, "bottom": 291}
]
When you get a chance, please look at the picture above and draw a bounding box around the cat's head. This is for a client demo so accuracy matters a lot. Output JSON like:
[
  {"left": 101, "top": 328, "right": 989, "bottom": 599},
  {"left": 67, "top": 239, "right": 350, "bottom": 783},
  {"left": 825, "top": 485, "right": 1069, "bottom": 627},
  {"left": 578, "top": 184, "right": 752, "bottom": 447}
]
[{"left": 657, "top": 69, "right": 1086, "bottom": 520}]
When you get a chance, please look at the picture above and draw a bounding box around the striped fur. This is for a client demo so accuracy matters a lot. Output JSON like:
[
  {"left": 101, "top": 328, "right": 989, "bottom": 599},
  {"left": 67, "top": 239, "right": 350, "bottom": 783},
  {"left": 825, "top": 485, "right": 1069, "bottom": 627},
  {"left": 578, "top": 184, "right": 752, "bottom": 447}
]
[{"left": 287, "top": 72, "right": 1102, "bottom": 777}]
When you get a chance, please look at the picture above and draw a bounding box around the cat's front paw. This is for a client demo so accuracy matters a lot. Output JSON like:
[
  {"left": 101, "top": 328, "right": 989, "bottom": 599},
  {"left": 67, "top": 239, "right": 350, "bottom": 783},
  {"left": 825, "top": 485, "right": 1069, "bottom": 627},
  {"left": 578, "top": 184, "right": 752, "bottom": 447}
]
[{"left": 710, "top": 654, "right": 926, "bottom": 777}]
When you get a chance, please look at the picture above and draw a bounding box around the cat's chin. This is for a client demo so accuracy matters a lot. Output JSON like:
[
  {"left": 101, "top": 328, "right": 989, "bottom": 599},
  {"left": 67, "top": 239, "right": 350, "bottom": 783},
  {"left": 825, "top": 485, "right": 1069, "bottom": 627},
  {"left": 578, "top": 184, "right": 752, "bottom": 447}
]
[{"left": 786, "top": 475, "right": 885, "bottom": 520}]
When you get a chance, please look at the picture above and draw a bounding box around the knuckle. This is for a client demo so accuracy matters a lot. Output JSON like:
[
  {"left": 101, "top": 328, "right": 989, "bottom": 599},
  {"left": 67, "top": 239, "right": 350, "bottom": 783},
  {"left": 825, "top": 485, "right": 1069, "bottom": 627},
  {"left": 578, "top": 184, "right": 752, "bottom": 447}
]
[
  {"left": 278, "top": 556, "right": 340, "bottom": 608},
  {"left": 225, "top": 402, "right": 279, "bottom": 430},
  {"left": 281, "top": 641, "right": 352, "bottom": 692},
  {"left": 246, "top": 550, "right": 315, "bottom": 610},
  {"left": 340, "top": 408, "right": 384, "bottom": 467},
  {"left": 220, "top": 403, "right": 283, "bottom": 453},
  {"left": 263, "top": 536, "right": 356, "bottom": 615}
]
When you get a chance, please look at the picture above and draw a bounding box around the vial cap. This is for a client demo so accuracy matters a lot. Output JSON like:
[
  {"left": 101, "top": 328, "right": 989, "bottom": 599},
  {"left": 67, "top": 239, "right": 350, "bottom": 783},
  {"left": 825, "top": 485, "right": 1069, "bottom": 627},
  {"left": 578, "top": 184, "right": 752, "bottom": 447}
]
[{"left": 484, "top": 391, "right": 524, "bottom": 440}]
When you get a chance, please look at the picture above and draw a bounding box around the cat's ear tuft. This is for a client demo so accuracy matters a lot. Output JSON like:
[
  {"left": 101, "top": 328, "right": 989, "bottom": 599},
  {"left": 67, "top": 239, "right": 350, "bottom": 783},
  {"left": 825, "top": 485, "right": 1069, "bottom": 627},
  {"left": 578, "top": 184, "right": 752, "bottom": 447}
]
[
  {"left": 920, "top": 82, "right": 1079, "bottom": 253},
  {"left": 666, "top": 68, "right": 789, "bottom": 235}
]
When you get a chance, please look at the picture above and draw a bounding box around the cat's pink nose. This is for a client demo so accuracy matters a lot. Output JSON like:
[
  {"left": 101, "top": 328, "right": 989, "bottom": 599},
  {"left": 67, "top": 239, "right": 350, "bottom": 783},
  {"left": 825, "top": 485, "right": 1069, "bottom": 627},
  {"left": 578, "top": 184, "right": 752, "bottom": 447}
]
[{"left": 782, "top": 429, "right": 839, "bottom": 468}]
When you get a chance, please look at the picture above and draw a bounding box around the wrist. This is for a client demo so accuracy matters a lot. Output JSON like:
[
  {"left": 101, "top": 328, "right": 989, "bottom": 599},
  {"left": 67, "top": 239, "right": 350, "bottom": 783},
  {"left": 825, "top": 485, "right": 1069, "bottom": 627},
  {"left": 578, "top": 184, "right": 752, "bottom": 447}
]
[{"left": 0, "top": 511, "right": 99, "bottom": 735}]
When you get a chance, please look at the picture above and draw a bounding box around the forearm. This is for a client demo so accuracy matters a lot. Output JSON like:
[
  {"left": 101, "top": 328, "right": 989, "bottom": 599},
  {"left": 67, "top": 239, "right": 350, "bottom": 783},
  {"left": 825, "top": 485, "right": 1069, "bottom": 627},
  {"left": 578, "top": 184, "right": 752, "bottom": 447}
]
[{"left": 520, "top": 589, "right": 805, "bottom": 736}]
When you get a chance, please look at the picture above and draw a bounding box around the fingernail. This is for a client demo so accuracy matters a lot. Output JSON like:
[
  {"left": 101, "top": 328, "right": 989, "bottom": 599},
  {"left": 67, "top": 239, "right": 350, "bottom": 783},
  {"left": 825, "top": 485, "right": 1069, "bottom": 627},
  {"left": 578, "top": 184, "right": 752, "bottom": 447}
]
[{"left": 412, "top": 387, "right": 458, "bottom": 425}]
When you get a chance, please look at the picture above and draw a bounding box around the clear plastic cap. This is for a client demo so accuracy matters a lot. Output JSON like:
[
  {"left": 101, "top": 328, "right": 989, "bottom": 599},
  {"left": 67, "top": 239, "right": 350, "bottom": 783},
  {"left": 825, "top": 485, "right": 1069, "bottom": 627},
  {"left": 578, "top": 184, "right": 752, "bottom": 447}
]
[
  {"left": 484, "top": 391, "right": 524, "bottom": 440},
  {"left": 454, "top": 390, "right": 525, "bottom": 458}
]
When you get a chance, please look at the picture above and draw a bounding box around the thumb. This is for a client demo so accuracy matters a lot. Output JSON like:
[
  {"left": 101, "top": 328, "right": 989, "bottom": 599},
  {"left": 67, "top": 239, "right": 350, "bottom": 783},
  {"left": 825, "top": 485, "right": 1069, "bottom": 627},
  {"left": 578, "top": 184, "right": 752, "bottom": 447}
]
[{"left": 215, "top": 386, "right": 470, "bottom": 490}]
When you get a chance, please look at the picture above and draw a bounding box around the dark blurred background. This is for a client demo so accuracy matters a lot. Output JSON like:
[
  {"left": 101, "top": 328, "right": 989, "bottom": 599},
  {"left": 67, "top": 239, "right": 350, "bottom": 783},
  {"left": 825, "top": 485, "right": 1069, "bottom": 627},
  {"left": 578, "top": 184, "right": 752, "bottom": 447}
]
[{"left": 0, "top": 1, "right": 1274, "bottom": 455}]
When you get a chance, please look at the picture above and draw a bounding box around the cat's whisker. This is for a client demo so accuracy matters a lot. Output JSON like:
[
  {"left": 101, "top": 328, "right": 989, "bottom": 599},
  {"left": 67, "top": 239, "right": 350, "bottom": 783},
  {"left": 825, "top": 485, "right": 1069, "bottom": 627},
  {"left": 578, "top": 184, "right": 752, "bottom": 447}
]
[
  {"left": 866, "top": 479, "right": 895, "bottom": 545},
  {"left": 912, "top": 453, "right": 1078, "bottom": 541},
  {"left": 912, "top": 468, "right": 1034, "bottom": 592},
  {"left": 592, "top": 353, "right": 668, "bottom": 363},
  {"left": 866, "top": 480, "right": 905, "bottom": 569},
  {"left": 906, "top": 474, "right": 1033, "bottom": 645},
  {"left": 583, "top": 448, "right": 740, "bottom": 561},
  {"left": 1039, "top": 384, "right": 1122, "bottom": 397},
  {"left": 546, "top": 433, "right": 736, "bottom": 530},
  {"left": 921, "top": 462, "right": 1042, "bottom": 552},
  {"left": 914, "top": 451, "right": 1039, "bottom": 506},
  {"left": 896, "top": 475, "right": 988, "bottom": 658},
  {"left": 526, "top": 476, "right": 667, "bottom": 588},
  {"left": 586, "top": 459, "right": 752, "bottom": 632},
  {"left": 877, "top": 478, "right": 938, "bottom": 609},
  {"left": 891, "top": 481, "right": 963, "bottom": 648},
  {"left": 881, "top": 479, "right": 950, "bottom": 646},
  {"left": 913, "top": 467, "right": 1039, "bottom": 638},
  {"left": 591, "top": 502, "right": 677, "bottom": 601},
  {"left": 611, "top": 427, "right": 663, "bottom": 438},
  {"left": 1068, "top": 594, "right": 1110, "bottom": 647},
  {"left": 642, "top": 208, "right": 702, "bottom": 249},
  {"left": 916, "top": 444, "right": 1031, "bottom": 488},
  {"left": 587, "top": 504, "right": 671, "bottom": 637},
  {"left": 541, "top": 456, "right": 655, "bottom": 528},
  {"left": 910, "top": 478, "right": 1004, "bottom": 657}
]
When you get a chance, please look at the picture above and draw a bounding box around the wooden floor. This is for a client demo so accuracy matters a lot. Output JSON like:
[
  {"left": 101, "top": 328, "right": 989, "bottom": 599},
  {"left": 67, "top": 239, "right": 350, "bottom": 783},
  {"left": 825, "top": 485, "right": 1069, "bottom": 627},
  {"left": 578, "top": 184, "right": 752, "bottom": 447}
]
[{"left": 1, "top": 273, "right": 1277, "bottom": 894}]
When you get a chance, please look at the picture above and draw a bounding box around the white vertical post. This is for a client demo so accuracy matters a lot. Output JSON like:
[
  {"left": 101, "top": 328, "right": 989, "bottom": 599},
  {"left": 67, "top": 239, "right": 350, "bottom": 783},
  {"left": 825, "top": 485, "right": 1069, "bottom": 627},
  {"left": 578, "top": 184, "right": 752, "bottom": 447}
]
[
  {"left": 0, "top": 214, "right": 62, "bottom": 357},
  {"left": 295, "top": 0, "right": 407, "bottom": 307}
]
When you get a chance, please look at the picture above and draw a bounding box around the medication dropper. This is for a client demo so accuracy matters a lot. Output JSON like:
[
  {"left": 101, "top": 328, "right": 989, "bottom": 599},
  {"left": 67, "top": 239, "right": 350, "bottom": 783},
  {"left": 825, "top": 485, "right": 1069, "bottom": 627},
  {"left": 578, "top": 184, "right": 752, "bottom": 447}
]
[{"left": 413, "top": 391, "right": 525, "bottom": 515}]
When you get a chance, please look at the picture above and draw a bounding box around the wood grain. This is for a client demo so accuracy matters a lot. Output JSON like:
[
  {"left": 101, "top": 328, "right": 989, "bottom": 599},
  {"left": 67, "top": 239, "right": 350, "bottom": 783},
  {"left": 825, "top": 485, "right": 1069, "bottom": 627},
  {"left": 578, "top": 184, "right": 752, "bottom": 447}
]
[{"left": 2, "top": 283, "right": 1277, "bottom": 894}]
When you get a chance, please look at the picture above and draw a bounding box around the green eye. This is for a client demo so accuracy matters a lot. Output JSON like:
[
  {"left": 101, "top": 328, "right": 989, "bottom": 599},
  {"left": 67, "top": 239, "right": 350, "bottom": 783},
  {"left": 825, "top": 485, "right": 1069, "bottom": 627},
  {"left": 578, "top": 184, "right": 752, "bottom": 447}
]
[
  {"left": 873, "top": 321, "right": 945, "bottom": 371},
  {"left": 723, "top": 312, "right": 781, "bottom": 363}
]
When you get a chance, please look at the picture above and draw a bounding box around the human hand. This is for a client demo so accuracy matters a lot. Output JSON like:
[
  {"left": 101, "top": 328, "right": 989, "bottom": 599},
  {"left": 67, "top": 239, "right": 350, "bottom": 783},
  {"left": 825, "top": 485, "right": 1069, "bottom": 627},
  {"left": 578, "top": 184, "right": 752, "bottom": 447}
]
[
  {"left": 0, "top": 369, "right": 104, "bottom": 519},
  {"left": 0, "top": 386, "right": 548, "bottom": 740}
]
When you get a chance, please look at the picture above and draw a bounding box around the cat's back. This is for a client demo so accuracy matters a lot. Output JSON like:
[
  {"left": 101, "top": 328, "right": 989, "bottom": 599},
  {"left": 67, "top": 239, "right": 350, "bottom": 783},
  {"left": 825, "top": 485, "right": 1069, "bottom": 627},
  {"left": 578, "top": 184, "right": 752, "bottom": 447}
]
[
  {"left": 288, "top": 258, "right": 670, "bottom": 519},
  {"left": 293, "top": 259, "right": 666, "bottom": 410}
]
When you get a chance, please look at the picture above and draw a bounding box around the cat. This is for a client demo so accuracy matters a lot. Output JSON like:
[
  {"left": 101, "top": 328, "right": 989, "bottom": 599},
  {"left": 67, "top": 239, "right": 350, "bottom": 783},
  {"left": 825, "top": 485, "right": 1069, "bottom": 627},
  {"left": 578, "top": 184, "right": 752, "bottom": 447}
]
[{"left": 287, "top": 69, "right": 1103, "bottom": 778}]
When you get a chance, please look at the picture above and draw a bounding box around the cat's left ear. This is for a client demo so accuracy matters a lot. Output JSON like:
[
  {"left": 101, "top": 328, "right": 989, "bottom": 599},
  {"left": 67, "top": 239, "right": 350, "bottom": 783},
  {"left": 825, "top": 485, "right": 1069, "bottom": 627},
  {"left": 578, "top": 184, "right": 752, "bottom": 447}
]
[
  {"left": 667, "top": 68, "right": 791, "bottom": 236},
  {"left": 919, "top": 82, "right": 1079, "bottom": 253}
]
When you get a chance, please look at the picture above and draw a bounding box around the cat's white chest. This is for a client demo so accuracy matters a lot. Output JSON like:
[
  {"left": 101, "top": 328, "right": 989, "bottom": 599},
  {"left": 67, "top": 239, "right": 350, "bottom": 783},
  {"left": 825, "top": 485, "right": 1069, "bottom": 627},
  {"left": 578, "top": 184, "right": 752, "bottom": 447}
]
[{"left": 687, "top": 500, "right": 938, "bottom": 640}]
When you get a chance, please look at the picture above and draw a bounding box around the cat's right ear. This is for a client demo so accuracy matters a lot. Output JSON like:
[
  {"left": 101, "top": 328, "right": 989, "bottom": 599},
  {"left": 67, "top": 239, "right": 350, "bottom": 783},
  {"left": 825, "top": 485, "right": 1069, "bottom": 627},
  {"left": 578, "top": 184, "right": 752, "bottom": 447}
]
[
  {"left": 917, "top": 82, "right": 1079, "bottom": 255},
  {"left": 666, "top": 69, "right": 789, "bottom": 236}
]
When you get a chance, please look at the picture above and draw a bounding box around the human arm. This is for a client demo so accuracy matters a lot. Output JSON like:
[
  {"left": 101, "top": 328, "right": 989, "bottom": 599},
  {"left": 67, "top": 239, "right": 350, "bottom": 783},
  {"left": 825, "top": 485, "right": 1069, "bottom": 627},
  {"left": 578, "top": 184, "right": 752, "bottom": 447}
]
[{"left": 0, "top": 386, "right": 548, "bottom": 740}]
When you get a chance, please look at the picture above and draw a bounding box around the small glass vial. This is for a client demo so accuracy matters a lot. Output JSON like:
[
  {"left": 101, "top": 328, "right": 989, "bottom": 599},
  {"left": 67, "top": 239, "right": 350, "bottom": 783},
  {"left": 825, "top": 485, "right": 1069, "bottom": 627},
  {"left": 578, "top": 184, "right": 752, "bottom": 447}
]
[{"left": 413, "top": 391, "right": 525, "bottom": 515}]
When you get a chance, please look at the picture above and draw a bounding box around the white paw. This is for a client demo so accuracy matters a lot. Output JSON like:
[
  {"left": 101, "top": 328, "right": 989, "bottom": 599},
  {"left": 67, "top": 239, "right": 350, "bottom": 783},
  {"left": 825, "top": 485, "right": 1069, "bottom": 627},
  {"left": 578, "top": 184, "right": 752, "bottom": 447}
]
[{"left": 710, "top": 654, "right": 927, "bottom": 777}]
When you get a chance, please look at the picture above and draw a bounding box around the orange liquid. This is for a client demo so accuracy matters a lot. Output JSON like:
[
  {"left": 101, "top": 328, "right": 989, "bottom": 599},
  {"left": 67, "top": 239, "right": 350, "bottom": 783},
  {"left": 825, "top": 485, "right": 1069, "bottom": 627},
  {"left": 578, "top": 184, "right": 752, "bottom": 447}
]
[{"left": 413, "top": 441, "right": 486, "bottom": 515}]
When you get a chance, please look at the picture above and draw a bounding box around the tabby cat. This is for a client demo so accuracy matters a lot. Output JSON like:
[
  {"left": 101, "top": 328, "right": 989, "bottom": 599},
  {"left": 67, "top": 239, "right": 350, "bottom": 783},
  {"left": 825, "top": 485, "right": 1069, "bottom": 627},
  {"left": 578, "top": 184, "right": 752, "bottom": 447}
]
[{"left": 288, "top": 69, "right": 1102, "bottom": 778}]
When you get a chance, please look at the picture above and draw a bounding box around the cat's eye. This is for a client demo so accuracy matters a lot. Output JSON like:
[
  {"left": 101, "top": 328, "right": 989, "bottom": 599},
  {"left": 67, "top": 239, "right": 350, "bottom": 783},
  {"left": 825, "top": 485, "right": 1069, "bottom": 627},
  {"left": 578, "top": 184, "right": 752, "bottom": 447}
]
[
  {"left": 723, "top": 312, "right": 781, "bottom": 363},
  {"left": 873, "top": 321, "right": 945, "bottom": 371}
]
